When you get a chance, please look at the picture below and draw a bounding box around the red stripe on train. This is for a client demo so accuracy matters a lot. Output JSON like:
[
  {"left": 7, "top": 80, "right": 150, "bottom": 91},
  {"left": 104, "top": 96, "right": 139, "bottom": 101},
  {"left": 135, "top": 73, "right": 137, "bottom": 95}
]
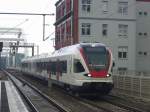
[
  {"left": 79, "top": 47, "right": 89, "bottom": 69},
  {"left": 90, "top": 70, "right": 108, "bottom": 78}
]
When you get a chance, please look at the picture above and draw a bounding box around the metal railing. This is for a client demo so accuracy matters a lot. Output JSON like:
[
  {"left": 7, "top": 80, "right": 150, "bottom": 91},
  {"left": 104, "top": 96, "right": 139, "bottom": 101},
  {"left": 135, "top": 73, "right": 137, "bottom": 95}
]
[
  {"left": 113, "top": 70, "right": 150, "bottom": 77},
  {"left": 112, "top": 70, "right": 150, "bottom": 99}
]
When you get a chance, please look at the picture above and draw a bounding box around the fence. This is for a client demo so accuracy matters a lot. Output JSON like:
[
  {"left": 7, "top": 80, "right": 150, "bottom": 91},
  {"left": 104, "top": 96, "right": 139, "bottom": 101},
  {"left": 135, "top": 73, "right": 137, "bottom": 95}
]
[{"left": 113, "top": 71, "right": 150, "bottom": 100}]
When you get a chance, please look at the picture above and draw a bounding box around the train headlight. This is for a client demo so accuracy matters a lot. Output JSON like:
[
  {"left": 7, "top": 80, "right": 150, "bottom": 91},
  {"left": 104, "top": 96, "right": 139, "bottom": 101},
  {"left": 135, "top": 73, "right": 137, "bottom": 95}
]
[
  {"left": 84, "top": 73, "right": 92, "bottom": 77},
  {"left": 107, "top": 74, "right": 111, "bottom": 77},
  {"left": 88, "top": 74, "right": 92, "bottom": 77}
]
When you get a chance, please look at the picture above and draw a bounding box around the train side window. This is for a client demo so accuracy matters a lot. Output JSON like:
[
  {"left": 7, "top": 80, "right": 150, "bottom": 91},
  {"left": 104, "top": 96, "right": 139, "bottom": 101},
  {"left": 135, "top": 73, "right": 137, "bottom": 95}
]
[
  {"left": 43, "top": 62, "right": 46, "bottom": 69},
  {"left": 62, "top": 61, "right": 67, "bottom": 73},
  {"left": 47, "top": 61, "right": 51, "bottom": 71},
  {"left": 51, "top": 62, "right": 56, "bottom": 75},
  {"left": 74, "top": 59, "right": 85, "bottom": 73},
  {"left": 28, "top": 63, "right": 31, "bottom": 70}
]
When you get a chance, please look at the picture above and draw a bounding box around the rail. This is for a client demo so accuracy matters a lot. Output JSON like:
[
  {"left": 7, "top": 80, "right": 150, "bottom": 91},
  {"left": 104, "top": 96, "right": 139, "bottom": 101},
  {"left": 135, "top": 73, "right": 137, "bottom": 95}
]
[{"left": 3, "top": 70, "right": 70, "bottom": 112}]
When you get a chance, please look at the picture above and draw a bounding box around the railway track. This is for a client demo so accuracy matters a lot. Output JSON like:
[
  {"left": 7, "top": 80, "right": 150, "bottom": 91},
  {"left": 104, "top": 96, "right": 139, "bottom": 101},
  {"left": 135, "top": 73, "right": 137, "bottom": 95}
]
[
  {"left": 4, "top": 69, "right": 106, "bottom": 112},
  {"left": 3, "top": 70, "right": 70, "bottom": 112},
  {"left": 6, "top": 69, "right": 150, "bottom": 112},
  {"left": 75, "top": 96, "right": 145, "bottom": 112},
  {"left": 99, "top": 95, "right": 146, "bottom": 112},
  {"left": 57, "top": 87, "right": 135, "bottom": 112}
]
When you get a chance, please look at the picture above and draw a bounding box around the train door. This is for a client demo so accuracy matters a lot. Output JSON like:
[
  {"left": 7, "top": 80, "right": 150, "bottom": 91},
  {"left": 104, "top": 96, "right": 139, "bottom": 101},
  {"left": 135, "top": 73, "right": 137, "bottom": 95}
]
[
  {"left": 56, "top": 59, "right": 62, "bottom": 81},
  {"left": 67, "top": 56, "right": 73, "bottom": 84},
  {"left": 47, "top": 61, "right": 51, "bottom": 79},
  {"left": 68, "top": 56, "right": 72, "bottom": 74}
]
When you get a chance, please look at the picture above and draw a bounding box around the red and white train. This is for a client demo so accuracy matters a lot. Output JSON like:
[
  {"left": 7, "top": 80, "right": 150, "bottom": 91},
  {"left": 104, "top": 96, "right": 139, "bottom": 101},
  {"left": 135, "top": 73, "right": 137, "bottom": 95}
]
[{"left": 21, "top": 43, "right": 114, "bottom": 94}]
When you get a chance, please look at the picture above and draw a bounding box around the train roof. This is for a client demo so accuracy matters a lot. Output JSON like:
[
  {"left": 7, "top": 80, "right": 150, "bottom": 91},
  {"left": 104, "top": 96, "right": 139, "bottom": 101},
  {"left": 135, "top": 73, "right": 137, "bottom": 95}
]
[
  {"left": 53, "top": 43, "right": 106, "bottom": 54},
  {"left": 22, "top": 43, "right": 106, "bottom": 62}
]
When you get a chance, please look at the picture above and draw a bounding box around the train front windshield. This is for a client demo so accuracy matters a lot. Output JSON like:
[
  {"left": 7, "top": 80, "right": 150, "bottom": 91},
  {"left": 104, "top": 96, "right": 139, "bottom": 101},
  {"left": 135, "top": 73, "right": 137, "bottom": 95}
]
[{"left": 83, "top": 46, "right": 109, "bottom": 71}]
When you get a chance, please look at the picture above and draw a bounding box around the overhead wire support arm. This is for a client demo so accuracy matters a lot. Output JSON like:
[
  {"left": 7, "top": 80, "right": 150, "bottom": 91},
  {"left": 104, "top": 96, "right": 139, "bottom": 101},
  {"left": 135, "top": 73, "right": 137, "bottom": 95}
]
[
  {"left": 0, "top": 12, "right": 55, "bottom": 41},
  {"left": 0, "top": 12, "right": 54, "bottom": 16}
]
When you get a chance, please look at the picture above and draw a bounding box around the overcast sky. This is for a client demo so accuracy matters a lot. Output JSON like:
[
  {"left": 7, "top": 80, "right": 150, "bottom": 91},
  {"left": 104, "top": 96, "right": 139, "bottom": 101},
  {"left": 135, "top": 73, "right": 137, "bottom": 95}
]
[{"left": 0, "top": 0, "right": 56, "bottom": 55}]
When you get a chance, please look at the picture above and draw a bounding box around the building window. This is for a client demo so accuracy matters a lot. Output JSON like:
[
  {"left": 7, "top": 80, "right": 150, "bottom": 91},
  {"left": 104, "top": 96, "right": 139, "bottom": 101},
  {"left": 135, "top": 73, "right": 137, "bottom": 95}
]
[
  {"left": 138, "top": 11, "right": 148, "bottom": 16},
  {"left": 118, "top": 46, "right": 128, "bottom": 59},
  {"left": 118, "top": 67, "right": 127, "bottom": 75},
  {"left": 102, "top": 24, "right": 108, "bottom": 37},
  {"left": 56, "top": 6, "right": 61, "bottom": 20},
  {"left": 144, "top": 33, "right": 147, "bottom": 36},
  {"left": 144, "top": 12, "right": 148, "bottom": 16},
  {"left": 61, "top": 2, "right": 66, "bottom": 17},
  {"left": 138, "top": 51, "right": 142, "bottom": 55},
  {"left": 118, "top": 2, "right": 128, "bottom": 15},
  {"left": 138, "top": 51, "right": 148, "bottom": 56},
  {"left": 144, "top": 52, "right": 147, "bottom": 56},
  {"left": 81, "top": 23, "right": 91, "bottom": 35},
  {"left": 102, "top": 0, "right": 108, "bottom": 14},
  {"left": 139, "top": 12, "right": 142, "bottom": 15},
  {"left": 66, "top": 0, "right": 71, "bottom": 13},
  {"left": 138, "top": 32, "right": 148, "bottom": 37},
  {"left": 61, "top": 23, "right": 65, "bottom": 41},
  {"left": 118, "top": 24, "right": 128, "bottom": 37},
  {"left": 138, "top": 32, "right": 142, "bottom": 36},
  {"left": 56, "top": 26, "right": 61, "bottom": 42},
  {"left": 66, "top": 19, "right": 72, "bottom": 38},
  {"left": 82, "top": 0, "right": 91, "bottom": 12}
]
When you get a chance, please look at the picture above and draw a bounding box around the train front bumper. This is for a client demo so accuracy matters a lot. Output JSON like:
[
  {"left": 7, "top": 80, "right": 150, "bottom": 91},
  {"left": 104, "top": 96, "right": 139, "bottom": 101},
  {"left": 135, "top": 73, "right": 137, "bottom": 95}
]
[{"left": 70, "top": 80, "right": 114, "bottom": 94}]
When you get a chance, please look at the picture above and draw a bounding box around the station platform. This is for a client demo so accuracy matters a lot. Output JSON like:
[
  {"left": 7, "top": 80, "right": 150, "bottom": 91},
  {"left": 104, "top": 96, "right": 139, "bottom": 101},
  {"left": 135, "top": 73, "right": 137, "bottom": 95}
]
[{"left": 0, "top": 81, "right": 29, "bottom": 112}]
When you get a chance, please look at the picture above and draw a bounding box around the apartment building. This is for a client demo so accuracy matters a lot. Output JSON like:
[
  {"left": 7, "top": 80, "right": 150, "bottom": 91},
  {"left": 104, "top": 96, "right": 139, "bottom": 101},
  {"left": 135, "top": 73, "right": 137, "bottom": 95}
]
[{"left": 55, "top": 0, "right": 150, "bottom": 73}]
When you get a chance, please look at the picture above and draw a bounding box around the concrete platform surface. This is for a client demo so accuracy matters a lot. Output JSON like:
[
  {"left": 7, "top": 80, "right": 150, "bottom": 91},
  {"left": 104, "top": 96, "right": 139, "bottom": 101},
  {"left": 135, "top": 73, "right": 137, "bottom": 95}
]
[{"left": 0, "top": 81, "right": 29, "bottom": 112}]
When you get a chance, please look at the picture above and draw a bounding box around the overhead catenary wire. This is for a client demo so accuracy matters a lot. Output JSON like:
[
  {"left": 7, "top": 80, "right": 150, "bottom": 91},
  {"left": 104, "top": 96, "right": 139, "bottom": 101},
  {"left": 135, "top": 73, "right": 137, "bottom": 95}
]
[
  {"left": 0, "top": 12, "right": 55, "bottom": 41},
  {"left": 0, "top": 19, "right": 29, "bottom": 35}
]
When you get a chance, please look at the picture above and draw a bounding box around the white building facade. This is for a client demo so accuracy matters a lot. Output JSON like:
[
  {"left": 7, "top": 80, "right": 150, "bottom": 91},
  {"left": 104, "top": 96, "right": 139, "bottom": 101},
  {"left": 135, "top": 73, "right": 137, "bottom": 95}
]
[
  {"left": 136, "top": 0, "right": 150, "bottom": 74},
  {"left": 78, "top": 0, "right": 137, "bottom": 73}
]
